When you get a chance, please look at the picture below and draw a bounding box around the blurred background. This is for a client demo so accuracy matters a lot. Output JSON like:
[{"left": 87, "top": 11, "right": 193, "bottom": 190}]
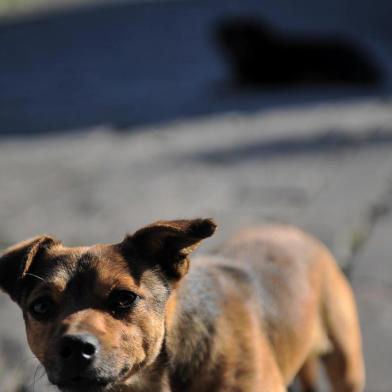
[{"left": 0, "top": 0, "right": 392, "bottom": 390}]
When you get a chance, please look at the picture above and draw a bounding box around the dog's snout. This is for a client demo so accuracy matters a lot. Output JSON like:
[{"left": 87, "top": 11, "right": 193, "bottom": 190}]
[{"left": 59, "top": 333, "right": 99, "bottom": 364}]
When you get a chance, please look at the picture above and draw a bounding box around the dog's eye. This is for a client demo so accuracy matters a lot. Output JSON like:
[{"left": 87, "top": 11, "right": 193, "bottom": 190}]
[
  {"left": 109, "top": 290, "right": 138, "bottom": 314},
  {"left": 29, "top": 296, "right": 54, "bottom": 319}
]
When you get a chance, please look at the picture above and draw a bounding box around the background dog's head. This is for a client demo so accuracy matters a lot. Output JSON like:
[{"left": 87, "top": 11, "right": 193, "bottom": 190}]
[{"left": 0, "top": 218, "right": 216, "bottom": 391}]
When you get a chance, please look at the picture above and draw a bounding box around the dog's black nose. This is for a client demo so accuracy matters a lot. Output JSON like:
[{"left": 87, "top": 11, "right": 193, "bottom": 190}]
[{"left": 59, "top": 333, "right": 99, "bottom": 368}]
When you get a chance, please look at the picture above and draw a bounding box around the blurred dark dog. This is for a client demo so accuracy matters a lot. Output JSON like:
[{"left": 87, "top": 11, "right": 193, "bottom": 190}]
[
  {"left": 0, "top": 219, "right": 364, "bottom": 391},
  {"left": 217, "top": 17, "right": 381, "bottom": 86}
]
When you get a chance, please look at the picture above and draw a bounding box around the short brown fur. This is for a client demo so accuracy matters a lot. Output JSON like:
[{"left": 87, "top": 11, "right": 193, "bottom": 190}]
[{"left": 0, "top": 219, "right": 364, "bottom": 391}]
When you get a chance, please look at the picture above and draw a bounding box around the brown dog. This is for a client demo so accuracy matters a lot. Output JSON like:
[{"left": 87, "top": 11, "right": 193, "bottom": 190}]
[{"left": 0, "top": 219, "right": 364, "bottom": 391}]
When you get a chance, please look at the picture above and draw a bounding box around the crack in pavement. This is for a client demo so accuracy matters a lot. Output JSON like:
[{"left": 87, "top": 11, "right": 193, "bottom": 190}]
[{"left": 344, "top": 174, "right": 392, "bottom": 280}]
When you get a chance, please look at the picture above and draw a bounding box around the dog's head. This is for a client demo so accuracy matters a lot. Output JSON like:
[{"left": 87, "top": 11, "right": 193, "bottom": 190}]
[{"left": 0, "top": 218, "right": 216, "bottom": 391}]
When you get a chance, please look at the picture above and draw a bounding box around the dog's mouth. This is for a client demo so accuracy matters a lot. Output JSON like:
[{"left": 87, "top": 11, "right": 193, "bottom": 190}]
[
  {"left": 54, "top": 376, "right": 113, "bottom": 392},
  {"left": 53, "top": 364, "right": 136, "bottom": 391}
]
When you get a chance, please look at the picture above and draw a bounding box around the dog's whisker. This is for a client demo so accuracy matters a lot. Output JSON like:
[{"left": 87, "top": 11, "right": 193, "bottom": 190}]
[
  {"left": 11, "top": 355, "right": 41, "bottom": 379},
  {"left": 35, "top": 365, "right": 47, "bottom": 383},
  {"left": 31, "top": 364, "right": 42, "bottom": 392},
  {"left": 24, "top": 272, "right": 48, "bottom": 284}
]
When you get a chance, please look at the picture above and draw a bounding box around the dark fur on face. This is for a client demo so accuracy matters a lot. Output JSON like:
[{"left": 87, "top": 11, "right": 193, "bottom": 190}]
[{"left": 0, "top": 219, "right": 216, "bottom": 391}]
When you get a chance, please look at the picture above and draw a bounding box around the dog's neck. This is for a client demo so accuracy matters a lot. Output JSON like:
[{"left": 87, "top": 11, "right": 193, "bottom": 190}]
[
  {"left": 120, "top": 352, "right": 170, "bottom": 392},
  {"left": 163, "top": 272, "right": 218, "bottom": 390},
  {"left": 118, "top": 270, "right": 218, "bottom": 391}
]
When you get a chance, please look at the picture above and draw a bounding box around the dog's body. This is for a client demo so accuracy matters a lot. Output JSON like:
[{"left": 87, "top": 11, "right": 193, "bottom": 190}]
[{"left": 0, "top": 220, "right": 364, "bottom": 391}]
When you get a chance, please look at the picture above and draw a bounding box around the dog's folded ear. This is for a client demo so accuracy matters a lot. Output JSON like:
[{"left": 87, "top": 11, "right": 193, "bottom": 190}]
[
  {"left": 125, "top": 219, "right": 217, "bottom": 281},
  {"left": 0, "top": 235, "right": 60, "bottom": 302}
]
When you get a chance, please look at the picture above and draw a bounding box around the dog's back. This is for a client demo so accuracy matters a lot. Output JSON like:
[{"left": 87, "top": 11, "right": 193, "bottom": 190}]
[{"left": 172, "top": 225, "right": 364, "bottom": 391}]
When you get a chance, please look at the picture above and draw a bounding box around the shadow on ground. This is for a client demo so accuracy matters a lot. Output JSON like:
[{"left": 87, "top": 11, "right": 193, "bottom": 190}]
[
  {"left": 0, "top": 0, "right": 389, "bottom": 136},
  {"left": 185, "top": 128, "right": 392, "bottom": 164}
]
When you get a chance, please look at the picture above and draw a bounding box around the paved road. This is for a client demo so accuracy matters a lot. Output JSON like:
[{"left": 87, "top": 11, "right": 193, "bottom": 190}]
[
  {"left": 1, "top": 97, "right": 392, "bottom": 390},
  {"left": 1, "top": 0, "right": 392, "bottom": 390}
]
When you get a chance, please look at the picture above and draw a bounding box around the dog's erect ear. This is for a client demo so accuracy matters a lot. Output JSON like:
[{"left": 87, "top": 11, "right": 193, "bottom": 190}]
[
  {"left": 0, "top": 236, "right": 60, "bottom": 302},
  {"left": 125, "top": 219, "right": 217, "bottom": 281}
]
